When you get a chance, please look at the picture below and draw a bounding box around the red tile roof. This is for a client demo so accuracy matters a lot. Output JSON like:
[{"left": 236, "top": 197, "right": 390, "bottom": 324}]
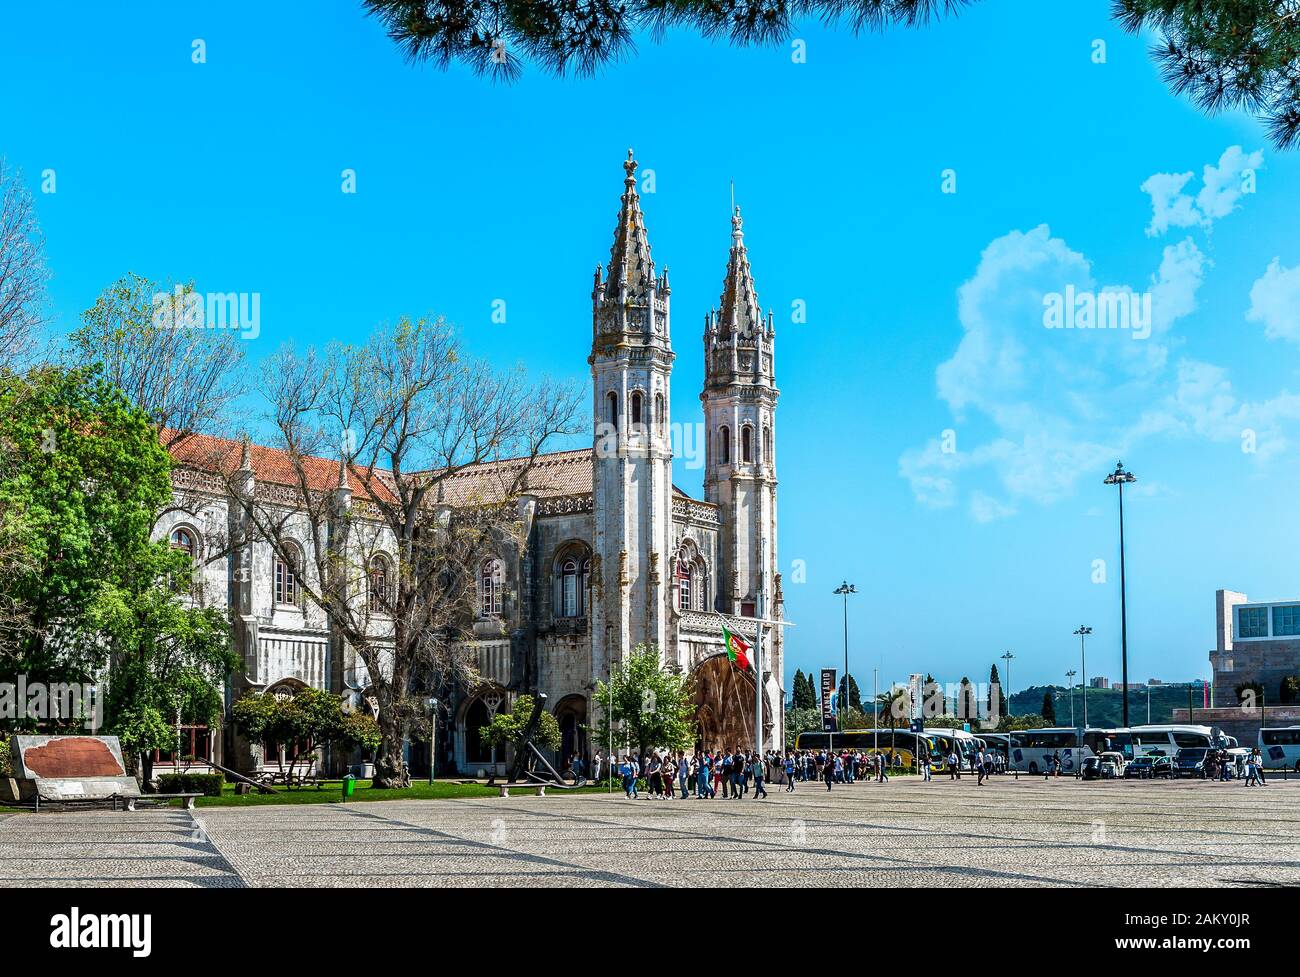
[{"left": 166, "top": 432, "right": 592, "bottom": 507}]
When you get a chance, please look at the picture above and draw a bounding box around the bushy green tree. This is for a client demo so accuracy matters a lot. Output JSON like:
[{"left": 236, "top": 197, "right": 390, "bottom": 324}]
[
  {"left": 1041, "top": 692, "right": 1057, "bottom": 725},
  {"left": 478, "top": 693, "right": 561, "bottom": 757},
  {"left": 232, "top": 689, "right": 380, "bottom": 787},
  {"left": 594, "top": 644, "right": 696, "bottom": 761},
  {"left": 783, "top": 705, "right": 821, "bottom": 748},
  {"left": 0, "top": 366, "right": 174, "bottom": 678}
]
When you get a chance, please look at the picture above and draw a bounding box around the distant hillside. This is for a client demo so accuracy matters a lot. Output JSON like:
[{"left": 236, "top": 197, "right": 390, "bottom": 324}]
[{"left": 1009, "top": 684, "right": 1210, "bottom": 728}]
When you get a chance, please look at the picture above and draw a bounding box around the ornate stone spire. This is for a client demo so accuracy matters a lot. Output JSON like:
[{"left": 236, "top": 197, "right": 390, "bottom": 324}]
[
  {"left": 604, "top": 148, "right": 656, "bottom": 301},
  {"left": 716, "top": 205, "right": 762, "bottom": 339}
]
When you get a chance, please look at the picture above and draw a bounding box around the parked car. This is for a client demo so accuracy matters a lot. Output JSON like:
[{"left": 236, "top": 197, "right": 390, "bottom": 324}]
[
  {"left": 1098, "top": 752, "right": 1126, "bottom": 778},
  {"left": 1150, "top": 754, "right": 1175, "bottom": 778},
  {"left": 1125, "top": 755, "right": 1155, "bottom": 779},
  {"left": 1081, "top": 756, "right": 1104, "bottom": 780},
  {"left": 1176, "top": 747, "right": 1210, "bottom": 778}
]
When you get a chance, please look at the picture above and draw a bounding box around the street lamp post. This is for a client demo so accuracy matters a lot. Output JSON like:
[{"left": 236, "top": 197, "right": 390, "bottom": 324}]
[
  {"left": 425, "top": 696, "right": 438, "bottom": 785},
  {"left": 1074, "top": 626, "right": 1092, "bottom": 729},
  {"left": 834, "top": 581, "right": 856, "bottom": 742},
  {"left": 1066, "top": 670, "right": 1077, "bottom": 728},
  {"left": 1104, "top": 461, "right": 1137, "bottom": 729},
  {"left": 1000, "top": 651, "right": 1015, "bottom": 718}
]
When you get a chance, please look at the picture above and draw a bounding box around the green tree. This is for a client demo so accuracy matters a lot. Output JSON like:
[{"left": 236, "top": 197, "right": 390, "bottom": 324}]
[
  {"left": 478, "top": 693, "right": 561, "bottom": 762},
  {"left": 594, "top": 644, "right": 696, "bottom": 761},
  {"left": 363, "top": 0, "right": 974, "bottom": 80},
  {"left": 783, "top": 705, "right": 821, "bottom": 749},
  {"left": 232, "top": 689, "right": 380, "bottom": 787},
  {"left": 0, "top": 366, "right": 174, "bottom": 679},
  {"left": 364, "top": 2, "right": 1300, "bottom": 153},
  {"left": 1115, "top": 1, "right": 1300, "bottom": 149},
  {"left": 84, "top": 579, "right": 237, "bottom": 781},
  {"left": 791, "top": 669, "right": 817, "bottom": 710},
  {"left": 1041, "top": 691, "right": 1057, "bottom": 725},
  {"left": 838, "top": 673, "right": 863, "bottom": 713}
]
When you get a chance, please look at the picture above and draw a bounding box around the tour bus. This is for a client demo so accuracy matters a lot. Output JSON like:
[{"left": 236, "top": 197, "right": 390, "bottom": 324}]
[
  {"left": 925, "top": 728, "right": 981, "bottom": 770},
  {"left": 1004, "top": 727, "right": 1089, "bottom": 774},
  {"left": 1078, "top": 724, "right": 1221, "bottom": 760},
  {"left": 792, "top": 729, "right": 934, "bottom": 769},
  {"left": 1259, "top": 726, "right": 1300, "bottom": 771}
]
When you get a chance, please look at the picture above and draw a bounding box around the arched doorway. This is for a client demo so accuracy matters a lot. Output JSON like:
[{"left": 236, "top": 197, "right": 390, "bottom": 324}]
[
  {"left": 689, "top": 654, "right": 763, "bottom": 751},
  {"left": 553, "top": 694, "right": 588, "bottom": 772},
  {"left": 458, "top": 689, "right": 507, "bottom": 776}
]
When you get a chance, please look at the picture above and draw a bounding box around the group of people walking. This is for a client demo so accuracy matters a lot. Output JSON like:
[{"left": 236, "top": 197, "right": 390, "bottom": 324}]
[{"left": 587, "top": 747, "right": 936, "bottom": 799}]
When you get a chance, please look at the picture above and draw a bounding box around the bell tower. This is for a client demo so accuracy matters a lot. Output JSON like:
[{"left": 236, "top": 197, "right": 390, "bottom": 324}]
[
  {"left": 590, "top": 150, "right": 675, "bottom": 679},
  {"left": 701, "top": 206, "right": 778, "bottom": 620}
]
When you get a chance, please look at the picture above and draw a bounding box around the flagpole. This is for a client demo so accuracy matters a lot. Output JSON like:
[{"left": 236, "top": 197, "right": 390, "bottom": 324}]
[{"left": 755, "top": 538, "right": 764, "bottom": 757}]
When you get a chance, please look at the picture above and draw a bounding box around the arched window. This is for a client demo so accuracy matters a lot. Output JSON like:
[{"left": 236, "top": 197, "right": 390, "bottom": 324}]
[
  {"left": 677, "top": 555, "right": 693, "bottom": 611},
  {"left": 655, "top": 393, "right": 664, "bottom": 431},
  {"left": 719, "top": 426, "right": 730, "bottom": 464},
  {"left": 479, "top": 558, "right": 504, "bottom": 617},
  {"left": 368, "top": 555, "right": 392, "bottom": 614},
  {"left": 561, "top": 558, "right": 580, "bottom": 617},
  {"left": 741, "top": 425, "right": 753, "bottom": 463},
  {"left": 631, "top": 391, "right": 643, "bottom": 429},
  {"left": 170, "top": 527, "right": 197, "bottom": 560},
  {"left": 554, "top": 546, "right": 591, "bottom": 618},
  {"left": 607, "top": 391, "right": 618, "bottom": 431},
  {"left": 274, "top": 543, "right": 302, "bottom": 606},
  {"left": 763, "top": 425, "right": 772, "bottom": 462}
]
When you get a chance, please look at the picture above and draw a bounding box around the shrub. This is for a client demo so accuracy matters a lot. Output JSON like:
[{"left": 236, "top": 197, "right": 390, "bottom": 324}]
[
  {"left": 0, "top": 739, "right": 11, "bottom": 778},
  {"left": 154, "top": 773, "right": 225, "bottom": 797}
]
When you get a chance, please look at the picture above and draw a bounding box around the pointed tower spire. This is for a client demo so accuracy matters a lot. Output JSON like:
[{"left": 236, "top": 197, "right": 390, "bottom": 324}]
[
  {"left": 336, "top": 453, "right": 349, "bottom": 490},
  {"left": 717, "top": 205, "right": 762, "bottom": 339},
  {"left": 604, "top": 148, "right": 656, "bottom": 301},
  {"left": 239, "top": 432, "right": 252, "bottom": 470}
]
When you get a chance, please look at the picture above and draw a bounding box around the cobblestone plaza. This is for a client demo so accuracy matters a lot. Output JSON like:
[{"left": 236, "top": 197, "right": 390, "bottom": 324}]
[{"left": 3, "top": 777, "right": 1297, "bottom": 888}]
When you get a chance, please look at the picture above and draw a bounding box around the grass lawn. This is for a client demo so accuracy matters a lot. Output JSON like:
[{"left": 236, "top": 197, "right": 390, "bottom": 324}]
[{"left": 191, "top": 779, "right": 499, "bottom": 807}]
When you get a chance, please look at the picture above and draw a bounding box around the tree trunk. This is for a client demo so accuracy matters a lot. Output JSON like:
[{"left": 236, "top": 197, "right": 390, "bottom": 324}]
[{"left": 372, "top": 699, "right": 409, "bottom": 789}]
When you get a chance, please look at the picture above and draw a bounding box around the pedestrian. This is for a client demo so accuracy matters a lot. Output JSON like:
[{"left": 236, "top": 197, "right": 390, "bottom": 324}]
[
  {"left": 876, "top": 750, "right": 888, "bottom": 783},
  {"left": 823, "top": 756, "right": 834, "bottom": 791},
  {"left": 784, "top": 753, "right": 796, "bottom": 792},
  {"left": 976, "top": 748, "right": 986, "bottom": 785},
  {"left": 592, "top": 750, "right": 604, "bottom": 785},
  {"left": 752, "top": 755, "right": 767, "bottom": 799},
  {"left": 620, "top": 756, "right": 637, "bottom": 799},
  {"left": 948, "top": 749, "right": 960, "bottom": 780},
  {"left": 920, "top": 747, "right": 932, "bottom": 782}
]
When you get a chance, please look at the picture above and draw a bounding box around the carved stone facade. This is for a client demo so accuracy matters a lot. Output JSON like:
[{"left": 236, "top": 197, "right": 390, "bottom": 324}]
[{"left": 158, "top": 152, "right": 785, "bottom": 776}]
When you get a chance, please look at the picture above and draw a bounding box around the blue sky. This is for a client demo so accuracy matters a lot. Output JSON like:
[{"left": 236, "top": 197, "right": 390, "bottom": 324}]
[{"left": 3, "top": 0, "right": 1299, "bottom": 697}]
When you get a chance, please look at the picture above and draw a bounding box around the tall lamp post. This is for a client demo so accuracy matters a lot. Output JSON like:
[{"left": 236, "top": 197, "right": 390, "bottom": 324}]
[
  {"left": 1066, "top": 670, "right": 1077, "bottom": 727},
  {"left": 1074, "top": 626, "right": 1092, "bottom": 729},
  {"left": 1104, "top": 461, "right": 1137, "bottom": 728},
  {"left": 1000, "top": 651, "right": 1015, "bottom": 718},
  {"left": 834, "top": 582, "right": 856, "bottom": 739}
]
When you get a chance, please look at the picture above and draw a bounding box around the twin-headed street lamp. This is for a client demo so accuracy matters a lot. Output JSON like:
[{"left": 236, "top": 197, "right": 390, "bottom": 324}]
[
  {"left": 1073, "top": 625, "right": 1092, "bottom": 729},
  {"left": 1103, "top": 461, "right": 1137, "bottom": 728},
  {"left": 833, "top": 582, "right": 856, "bottom": 736}
]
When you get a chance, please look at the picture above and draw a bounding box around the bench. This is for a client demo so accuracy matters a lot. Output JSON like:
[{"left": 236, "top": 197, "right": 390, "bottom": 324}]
[
  {"left": 496, "top": 782, "right": 547, "bottom": 797},
  {"left": 115, "top": 792, "right": 204, "bottom": 811}
]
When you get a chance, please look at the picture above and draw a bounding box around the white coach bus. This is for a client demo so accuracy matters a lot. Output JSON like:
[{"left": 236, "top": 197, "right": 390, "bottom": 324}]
[{"left": 1259, "top": 726, "right": 1300, "bottom": 772}]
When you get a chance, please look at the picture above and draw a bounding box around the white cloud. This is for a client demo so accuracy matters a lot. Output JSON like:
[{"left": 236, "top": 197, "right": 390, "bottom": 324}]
[
  {"left": 970, "top": 492, "right": 1016, "bottom": 523},
  {"left": 1141, "top": 146, "right": 1263, "bottom": 237},
  {"left": 1246, "top": 257, "right": 1300, "bottom": 345}
]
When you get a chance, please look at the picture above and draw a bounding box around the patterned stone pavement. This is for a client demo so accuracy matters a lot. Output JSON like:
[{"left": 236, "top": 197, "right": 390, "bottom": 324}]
[{"left": 3, "top": 775, "right": 1298, "bottom": 888}]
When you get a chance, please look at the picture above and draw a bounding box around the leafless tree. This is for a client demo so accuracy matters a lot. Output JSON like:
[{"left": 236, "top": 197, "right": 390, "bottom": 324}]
[
  {"left": 68, "top": 273, "right": 248, "bottom": 452},
  {"left": 215, "top": 316, "right": 582, "bottom": 787},
  {"left": 0, "top": 159, "right": 50, "bottom": 371}
]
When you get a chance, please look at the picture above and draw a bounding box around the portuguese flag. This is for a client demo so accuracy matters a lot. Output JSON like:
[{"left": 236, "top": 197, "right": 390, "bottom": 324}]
[{"left": 722, "top": 623, "right": 752, "bottom": 671}]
